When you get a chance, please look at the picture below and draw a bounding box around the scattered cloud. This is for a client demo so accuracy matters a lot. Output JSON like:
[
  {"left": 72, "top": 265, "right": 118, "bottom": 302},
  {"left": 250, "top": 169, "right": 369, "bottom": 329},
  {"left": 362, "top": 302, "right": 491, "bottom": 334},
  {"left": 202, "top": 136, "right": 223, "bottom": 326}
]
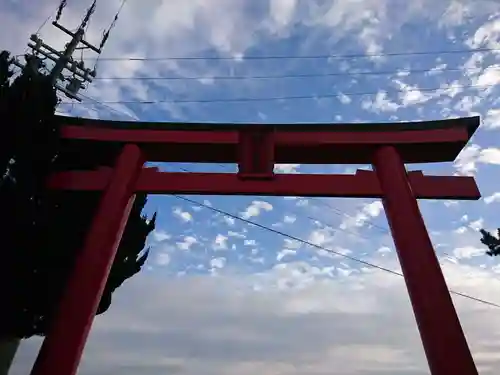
[
  {"left": 454, "top": 246, "right": 485, "bottom": 259},
  {"left": 454, "top": 145, "right": 500, "bottom": 176},
  {"left": 213, "top": 234, "right": 229, "bottom": 251},
  {"left": 173, "top": 207, "right": 194, "bottom": 223},
  {"left": 274, "top": 164, "right": 301, "bottom": 174},
  {"left": 340, "top": 201, "right": 384, "bottom": 231},
  {"left": 177, "top": 236, "right": 198, "bottom": 251},
  {"left": 241, "top": 201, "right": 273, "bottom": 220},
  {"left": 485, "top": 192, "right": 500, "bottom": 204}
]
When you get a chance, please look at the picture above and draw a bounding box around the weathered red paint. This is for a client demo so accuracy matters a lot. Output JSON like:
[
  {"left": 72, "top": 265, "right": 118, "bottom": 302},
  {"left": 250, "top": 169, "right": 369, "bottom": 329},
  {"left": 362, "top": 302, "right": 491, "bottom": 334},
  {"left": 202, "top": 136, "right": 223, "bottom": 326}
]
[
  {"left": 31, "top": 144, "right": 144, "bottom": 375},
  {"left": 33, "top": 115, "right": 481, "bottom": 375},
  {"left": 373, "top": 145, "right": 478, "bottom": 375}
]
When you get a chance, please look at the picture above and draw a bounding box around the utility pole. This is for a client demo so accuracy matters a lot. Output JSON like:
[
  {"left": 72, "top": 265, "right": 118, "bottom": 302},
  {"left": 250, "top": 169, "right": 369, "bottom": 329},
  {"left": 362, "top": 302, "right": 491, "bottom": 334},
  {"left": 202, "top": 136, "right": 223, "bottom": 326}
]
[{"left": 9, "top": 0, "right": 110, "bottom": 102}]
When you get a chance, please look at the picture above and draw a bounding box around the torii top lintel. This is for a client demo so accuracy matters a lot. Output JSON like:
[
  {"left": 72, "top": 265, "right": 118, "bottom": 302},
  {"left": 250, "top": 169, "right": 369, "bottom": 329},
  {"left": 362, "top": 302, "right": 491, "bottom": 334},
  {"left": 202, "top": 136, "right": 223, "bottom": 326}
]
[{"left": 58, "top": 115, "right": 480, "bottom": 165}]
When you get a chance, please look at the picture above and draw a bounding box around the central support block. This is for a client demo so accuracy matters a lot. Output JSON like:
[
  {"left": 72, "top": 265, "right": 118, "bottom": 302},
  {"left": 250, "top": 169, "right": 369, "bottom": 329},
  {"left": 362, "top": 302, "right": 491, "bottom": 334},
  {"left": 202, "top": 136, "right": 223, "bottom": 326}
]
[{"left": 237, "top": 127, "right": 275, "bottom": 180}]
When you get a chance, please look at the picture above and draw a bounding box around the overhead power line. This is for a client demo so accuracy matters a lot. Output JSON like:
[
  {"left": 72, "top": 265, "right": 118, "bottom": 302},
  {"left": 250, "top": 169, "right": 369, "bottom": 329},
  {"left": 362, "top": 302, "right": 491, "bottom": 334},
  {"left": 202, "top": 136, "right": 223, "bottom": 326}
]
[
  {"left": 176, "top": 164, "right": 494, "bottom": 292},
  {"left": 60, "top": 82, "right": 496, "bottom": 106},
  {"left": 58, "top": 92, "right": 139, "bottom": 121},
  {"left": 80, "top": 46, "right": 499, "bottom": 61},
  {"left": 175, "top": 165, "right": 391, "bottom": 237},
  {"left": 92, "top": 65, "right": 499, "bottom": 81},
  {"left": 174, "top": 195, "right": 500, "bottom": 309},
  {"left": 313, "top": 197, "right": 391, "bottom": 235},
  {"left": 172, "top": 165, "right": 389, "bottom": 241}
]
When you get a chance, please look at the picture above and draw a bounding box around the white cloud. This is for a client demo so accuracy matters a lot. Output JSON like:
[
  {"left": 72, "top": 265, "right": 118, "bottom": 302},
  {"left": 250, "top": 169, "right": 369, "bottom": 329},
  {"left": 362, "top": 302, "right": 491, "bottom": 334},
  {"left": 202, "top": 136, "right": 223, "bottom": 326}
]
[
  {"left": 338, "top": 92, "right": 352, "bottom": 104},
  {"left": 213, "top": 234, "right": 228, "bottom": 250},
  {"left": 151, "top": 230, "right": 171, "bottom": 242},
  {"left": 268, "top": 0, "right": 297, "bottom": 30},
  {"left": 155, "top": 253, "right": 171, "bottom": 266},
  {"left": 241, "top": 201, "right": 273, "bottom": 220},
  {"left": 223, "top": 216, "right": 236, "bottom": 226},
  {"left": 173, "top": 207, "right": 193, "bottom": 223},
  {"left": 177, "top": 236, "right": 198, "bottom": 251},
  {"left": 284, "top": 238, "right": 301, "bottom": 250},
  {"left": 483, "top": 109, "right": 500, "bottom": 129},
  {"left": 454, "top": 95, "right": 481, "bottom": 113},
  {"left": 361, "top": 91, "right": 400, "bottom": 113},
  {"left": 453, "top": 144, "right": 482, "bottom": 176},
  {"left": 296, "top": 199, "right": 309, "bottom": 207},
  {"left": 453, "top": 246, "right": 485, "bottom": 259},
  {"left": 210, "top": 257, "right": 227, "bottom": 269},
  {"left": 7, "top": 0, "right": 495, "bottom": 125},
  {"left": 395, "top": 81, "right": 436, "bottom": 107},
  {"left": 479, "top": 148, "right": 500, "bottom": 165},
  {"left": 473, "top": 67, "right": 500, "bottom": 87},
  {"left": 439, "top": 1, "right": 471, "bottom": 28},
  {"left": 308, "top": 228, "right": 335, "bottom": 247},
  {"left": 469, "top": 219, "right": 484, "bottom": 231},
  {"left": 363, "top": 201, "right": 383, "bottom": 217},
  {"left": 485, "top": 192, "right": 500, "bottom": 204},
  {"left": 277, "top": 249, "right": 297, "bottom": 261},
  {"left": 228, "top": 230, "right": 246, "bottom": 239},
  {"left": 274, "top": 164, "right": 300, "bottom": 174},
  {"left": 444, "top": 200, "right": 460, "bottom": 208},
  {"left": 335, "top": 247, "right": 353, "bottom": 256},
  {"left": 377, "top": 246, "right": 392, "bottom": 254},
  {"left": 467, "top": 15, "right": 500, "bottom": 51},
  {"left": 340, "top": 201, "right": 384, "bottom": 230}
]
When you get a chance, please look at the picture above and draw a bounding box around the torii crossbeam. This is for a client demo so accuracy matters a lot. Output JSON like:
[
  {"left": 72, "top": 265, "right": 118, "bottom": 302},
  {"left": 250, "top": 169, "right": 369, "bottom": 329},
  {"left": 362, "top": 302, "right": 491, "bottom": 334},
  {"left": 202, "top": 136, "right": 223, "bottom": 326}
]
[{"left": 31, "top": 115, "right": 481, "bottom": 375}]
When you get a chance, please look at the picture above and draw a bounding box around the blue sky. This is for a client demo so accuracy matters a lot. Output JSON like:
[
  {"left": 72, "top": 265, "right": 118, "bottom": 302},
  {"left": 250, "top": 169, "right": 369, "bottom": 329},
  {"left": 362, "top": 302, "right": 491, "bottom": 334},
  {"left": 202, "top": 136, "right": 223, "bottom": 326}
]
[{"left": 3, "top": 0, "right": 500, "bottom": 374}]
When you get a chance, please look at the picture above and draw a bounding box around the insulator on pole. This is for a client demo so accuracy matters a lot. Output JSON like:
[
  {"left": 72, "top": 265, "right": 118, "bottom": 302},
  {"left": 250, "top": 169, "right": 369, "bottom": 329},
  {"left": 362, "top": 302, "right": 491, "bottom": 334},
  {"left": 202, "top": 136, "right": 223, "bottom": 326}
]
[
  {"left": 99, "top": 0, "right": 126, "bottom": 51},
  {"left": 55, "top": 0, "right": 67, "bottom": 22},
  {"left": 81, "top": 0, "right": 97, "bottom": 29}
]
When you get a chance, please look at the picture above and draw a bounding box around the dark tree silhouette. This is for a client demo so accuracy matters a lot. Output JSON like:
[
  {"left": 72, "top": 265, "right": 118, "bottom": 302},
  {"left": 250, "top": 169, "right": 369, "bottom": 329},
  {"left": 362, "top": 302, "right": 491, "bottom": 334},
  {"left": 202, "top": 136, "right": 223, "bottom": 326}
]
[
  {"left": 480, "top": 229, "right": 500, "bottom": 257},
  {"left": 0, "top": 51, "right": 12, "bottom": 95},
  {"left": 0, "top": 50, "right": 156, "bottom": 341}
]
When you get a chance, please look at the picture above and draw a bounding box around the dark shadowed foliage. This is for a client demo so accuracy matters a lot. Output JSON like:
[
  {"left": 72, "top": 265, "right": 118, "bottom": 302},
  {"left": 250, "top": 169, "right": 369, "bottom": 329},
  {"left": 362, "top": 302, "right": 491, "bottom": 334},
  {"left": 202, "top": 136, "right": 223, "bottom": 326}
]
[
  {"left": 0, "top": 50, "right": 156, "bottom": 339},
  {"left": 480, "top": 228, "right": 500, "bottom": 257}
]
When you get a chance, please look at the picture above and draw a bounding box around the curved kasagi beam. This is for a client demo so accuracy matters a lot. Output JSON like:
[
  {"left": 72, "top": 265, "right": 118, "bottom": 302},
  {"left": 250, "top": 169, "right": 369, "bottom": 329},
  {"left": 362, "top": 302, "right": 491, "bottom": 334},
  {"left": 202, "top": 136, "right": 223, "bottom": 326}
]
[
  {"left": 54, "top": 114, "right": 480, "bottom": 135},
  {"left": 56, "top": 116, "right": 480, "bottom": 164}
]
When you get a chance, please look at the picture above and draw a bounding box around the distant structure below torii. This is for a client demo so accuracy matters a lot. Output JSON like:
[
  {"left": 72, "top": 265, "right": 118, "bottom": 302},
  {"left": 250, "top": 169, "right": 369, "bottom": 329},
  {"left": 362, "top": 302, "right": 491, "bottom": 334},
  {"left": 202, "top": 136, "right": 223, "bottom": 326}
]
[{"left": 9, "top": 0, "right": 124, "bottom": 101}]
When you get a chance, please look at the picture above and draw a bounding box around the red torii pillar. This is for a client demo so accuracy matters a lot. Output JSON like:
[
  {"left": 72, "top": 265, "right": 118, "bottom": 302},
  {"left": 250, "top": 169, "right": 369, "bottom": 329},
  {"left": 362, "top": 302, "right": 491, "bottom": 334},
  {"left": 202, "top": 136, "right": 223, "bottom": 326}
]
[
  {"left": 373, "top": 146, "right": 478, "bottom": 375},
  {"left": 31, "top": 116, "right": 481, "bottom": 375},
  {"left": 31, "top": 144, "right": 145, "bottom": 375}
]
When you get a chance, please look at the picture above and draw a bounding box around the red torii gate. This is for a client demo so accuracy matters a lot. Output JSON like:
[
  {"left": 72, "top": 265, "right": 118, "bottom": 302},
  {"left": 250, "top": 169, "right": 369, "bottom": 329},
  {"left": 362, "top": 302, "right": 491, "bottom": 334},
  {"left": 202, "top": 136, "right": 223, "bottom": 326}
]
[{"left": 31, "top": 115, "right": 481, "bottom": 375}]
